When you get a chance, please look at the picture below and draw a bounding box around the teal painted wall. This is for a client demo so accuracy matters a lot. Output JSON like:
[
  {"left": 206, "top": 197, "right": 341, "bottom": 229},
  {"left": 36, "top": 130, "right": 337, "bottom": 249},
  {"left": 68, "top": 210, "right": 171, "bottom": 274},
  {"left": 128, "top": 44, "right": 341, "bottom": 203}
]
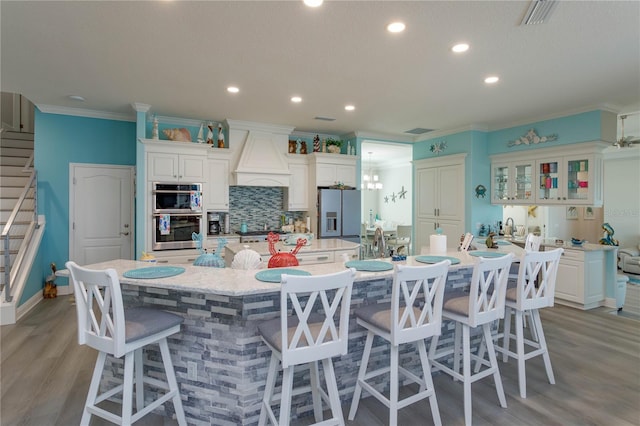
[
  {"left": 488, "top": 110, "right": 606, "bottom": 155},
  {"left": 25, "top": 110, "right": 135, "bottom": 303}
]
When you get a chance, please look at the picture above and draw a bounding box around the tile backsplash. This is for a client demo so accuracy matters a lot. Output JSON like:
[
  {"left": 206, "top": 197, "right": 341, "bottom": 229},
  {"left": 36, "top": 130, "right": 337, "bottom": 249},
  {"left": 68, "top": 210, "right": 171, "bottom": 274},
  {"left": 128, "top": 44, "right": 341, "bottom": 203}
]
[{"left": 229, "top": 186, "right": 305, "bottom": 232}]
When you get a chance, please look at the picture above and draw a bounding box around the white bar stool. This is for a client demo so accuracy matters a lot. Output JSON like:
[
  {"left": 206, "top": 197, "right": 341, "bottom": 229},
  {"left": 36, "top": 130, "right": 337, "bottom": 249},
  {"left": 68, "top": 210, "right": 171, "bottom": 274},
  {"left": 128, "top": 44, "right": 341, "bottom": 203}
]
[
  {"left": 66, "top": 261, "right": 186, "bottom": 426},
  {"left": 429, "top": 254, "right": 514, "bottom": 426},
  {"left": 493, "top": 248, "right": 563, "bottom": 398},
  {"left": 258, "top": 268, "right": 355, "bottom": 426},
  {"left": 348, "top": 261, "right": 450, "bottom": 426}
]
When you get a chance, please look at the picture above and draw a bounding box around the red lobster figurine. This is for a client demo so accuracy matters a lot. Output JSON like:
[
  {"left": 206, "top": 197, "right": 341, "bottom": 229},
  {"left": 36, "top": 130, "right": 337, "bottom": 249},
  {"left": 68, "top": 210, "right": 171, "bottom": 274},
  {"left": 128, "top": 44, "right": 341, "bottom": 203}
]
[{"left": 267, "top": 232, "right": 305, "bottom": 268}]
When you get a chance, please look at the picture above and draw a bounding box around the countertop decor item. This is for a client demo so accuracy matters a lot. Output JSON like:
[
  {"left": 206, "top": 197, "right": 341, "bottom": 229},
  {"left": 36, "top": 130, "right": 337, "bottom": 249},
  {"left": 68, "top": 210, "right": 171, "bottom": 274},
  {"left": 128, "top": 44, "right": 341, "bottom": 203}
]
[
  {"left": 231, "top": 245, "right": 262, "bottom": 270},
  {"left": 267, "top": 232, "right": 304, "bottom": 268},
  {"left": 123, "top": 266, "right": 185, "bottom": 279},
  {"left": 415, "top": 255, "right": 460, "bottom": 265},
  {"left": 283, "top": 233, "right": 313, "bottom": 246},
  {"left": 344, "top": 260, "right": 393, "bottom": 271},
  {"left": 255, "top": 268, "right": 311, "bottom": 283}
]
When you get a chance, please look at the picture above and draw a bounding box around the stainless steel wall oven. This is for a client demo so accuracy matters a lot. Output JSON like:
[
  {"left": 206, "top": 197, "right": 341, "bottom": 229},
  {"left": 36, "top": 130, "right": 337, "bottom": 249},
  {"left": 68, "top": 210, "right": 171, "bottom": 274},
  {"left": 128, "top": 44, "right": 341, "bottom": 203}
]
[{"left": 152, "top": 182, "right": 204, "bottom": 250}]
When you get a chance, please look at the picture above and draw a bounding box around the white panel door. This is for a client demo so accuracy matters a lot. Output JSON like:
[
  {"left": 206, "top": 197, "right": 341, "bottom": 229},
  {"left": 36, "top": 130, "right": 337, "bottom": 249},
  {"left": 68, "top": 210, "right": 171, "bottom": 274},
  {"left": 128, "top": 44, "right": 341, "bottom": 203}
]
[{"left": 70, "top": 164, "right": 134, "bottom": 265}]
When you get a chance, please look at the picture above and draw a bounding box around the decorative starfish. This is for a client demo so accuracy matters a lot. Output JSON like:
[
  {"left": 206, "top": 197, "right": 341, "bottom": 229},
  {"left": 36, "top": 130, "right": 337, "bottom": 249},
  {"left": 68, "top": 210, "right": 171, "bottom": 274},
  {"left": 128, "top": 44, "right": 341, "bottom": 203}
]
[
  {"left": 391, "top": 193, "right": 397, "bottom": 202},
  {"left": 430, "top": 141, "right": 447, "bottom": 154},
  {"left": 398, "top": 186, "right": 407, "bottom": 199},
  {"left": 384, "top": 196, "right": 389, "bottom": 203}
]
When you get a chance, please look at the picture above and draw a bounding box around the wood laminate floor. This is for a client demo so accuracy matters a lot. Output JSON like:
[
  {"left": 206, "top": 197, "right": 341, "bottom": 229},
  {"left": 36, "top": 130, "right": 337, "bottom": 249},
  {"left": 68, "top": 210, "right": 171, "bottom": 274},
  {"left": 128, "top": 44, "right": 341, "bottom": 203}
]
[{"left": 1, "top": 296, "right": 639, "bottom": 425}]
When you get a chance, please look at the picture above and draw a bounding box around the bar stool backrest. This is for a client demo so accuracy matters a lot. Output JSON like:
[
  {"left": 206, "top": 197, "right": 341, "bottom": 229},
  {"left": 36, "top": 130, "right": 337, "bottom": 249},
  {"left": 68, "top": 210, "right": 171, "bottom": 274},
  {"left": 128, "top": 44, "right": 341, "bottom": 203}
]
[
  {"left": 391, "top": 261, "right": 450, "bottom": 346},
  {"left": 524, "top": 233, "right": 543, "bottom": 251},
  {"left": 467, "top": 254, "right": 514, "bottom": 327},
  {"left": 460, "top": 233, "right": 474, "bottom": 252},
  {"left": 280, "top": 268, "right": 355, "bottom": 368},
  {"left": 514, "top": 248, "right": 563, "bottom": 311},
  {"left": 66, "top": 261, "right": 127, "bottom": 358}
]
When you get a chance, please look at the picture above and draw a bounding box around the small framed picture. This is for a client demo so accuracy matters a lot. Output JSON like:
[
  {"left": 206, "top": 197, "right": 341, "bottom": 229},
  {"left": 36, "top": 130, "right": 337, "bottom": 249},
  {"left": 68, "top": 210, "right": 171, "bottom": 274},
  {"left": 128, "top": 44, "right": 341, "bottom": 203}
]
[
  {"left": 584, "top": 206, "right": 595, "bottom": 220},
  {"left": 566, "top": 206, "right": 578, "bottom": 220}
]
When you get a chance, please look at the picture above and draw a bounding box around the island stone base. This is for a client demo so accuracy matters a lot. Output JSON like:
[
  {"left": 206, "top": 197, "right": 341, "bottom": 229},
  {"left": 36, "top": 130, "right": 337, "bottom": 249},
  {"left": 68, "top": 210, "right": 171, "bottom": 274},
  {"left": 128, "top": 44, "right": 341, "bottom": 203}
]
[{"left": 103, "top": 267, "right": 475, "bottom": 425}]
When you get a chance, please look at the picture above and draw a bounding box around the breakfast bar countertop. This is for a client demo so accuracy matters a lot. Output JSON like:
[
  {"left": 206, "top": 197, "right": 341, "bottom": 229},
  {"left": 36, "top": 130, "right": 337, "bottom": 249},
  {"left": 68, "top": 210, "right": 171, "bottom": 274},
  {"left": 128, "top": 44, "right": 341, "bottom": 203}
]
[{"left": 56, "top": 245, "right": 525, "bottom": 298}]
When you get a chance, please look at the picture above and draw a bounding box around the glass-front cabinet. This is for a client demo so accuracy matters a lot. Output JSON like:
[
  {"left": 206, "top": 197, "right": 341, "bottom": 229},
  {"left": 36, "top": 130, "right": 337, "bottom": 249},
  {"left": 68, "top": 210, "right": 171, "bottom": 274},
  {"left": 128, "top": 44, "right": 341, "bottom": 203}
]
[
  {"left": 536, "top": 154, "right": 596, "bottom": 204},
  {"left": 491, "top": 160, "right": 534, "bottom": 203},
  {"left": 490, "top": 142, "right": 605, "bottom": 207}
]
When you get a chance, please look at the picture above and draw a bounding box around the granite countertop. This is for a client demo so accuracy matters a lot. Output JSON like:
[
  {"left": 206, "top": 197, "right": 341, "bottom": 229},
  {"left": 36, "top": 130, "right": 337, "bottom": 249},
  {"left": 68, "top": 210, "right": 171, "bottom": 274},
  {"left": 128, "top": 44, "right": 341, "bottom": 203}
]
[
  {"left": 225, "top": 238, "right": 360, "bottom": 256},
  {"left": 497, "top": 237, "right": 617, "bottom": 252},
  {"left": 57, "top": 245, "right": 525, "bottom": 297}
]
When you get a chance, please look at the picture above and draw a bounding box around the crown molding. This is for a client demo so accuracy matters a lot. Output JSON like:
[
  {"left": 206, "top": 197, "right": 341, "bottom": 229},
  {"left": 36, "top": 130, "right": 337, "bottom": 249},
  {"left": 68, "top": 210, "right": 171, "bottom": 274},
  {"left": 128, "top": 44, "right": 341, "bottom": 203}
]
[
  {"left": 37, "top": 104, "right": 135, "bottom": 122},
  {"left": 130, "top": 102, "right": 151, "bottom": 113}
]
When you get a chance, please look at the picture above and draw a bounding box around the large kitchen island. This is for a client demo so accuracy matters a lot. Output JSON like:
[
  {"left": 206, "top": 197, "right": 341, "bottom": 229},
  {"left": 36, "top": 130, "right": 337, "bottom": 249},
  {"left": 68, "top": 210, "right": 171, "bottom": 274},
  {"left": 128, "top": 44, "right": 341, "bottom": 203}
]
[{"left": 61, "top": 245, "right": 525, "bottom": 425}]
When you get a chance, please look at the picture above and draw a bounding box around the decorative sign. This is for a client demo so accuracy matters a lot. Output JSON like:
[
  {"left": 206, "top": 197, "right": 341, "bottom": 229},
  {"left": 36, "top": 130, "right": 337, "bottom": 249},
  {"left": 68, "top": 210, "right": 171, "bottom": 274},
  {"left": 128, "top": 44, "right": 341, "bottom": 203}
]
[{"left": 508, "top": 129, "right": 558, "bottom": 147}]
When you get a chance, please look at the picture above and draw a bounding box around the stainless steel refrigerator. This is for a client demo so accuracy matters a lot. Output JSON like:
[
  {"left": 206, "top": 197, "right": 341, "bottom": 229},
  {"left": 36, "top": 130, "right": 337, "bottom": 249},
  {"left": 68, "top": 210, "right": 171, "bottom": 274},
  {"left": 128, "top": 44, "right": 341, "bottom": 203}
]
[{"left": 317, "top": 188, "right": 361, "bottom": 243}]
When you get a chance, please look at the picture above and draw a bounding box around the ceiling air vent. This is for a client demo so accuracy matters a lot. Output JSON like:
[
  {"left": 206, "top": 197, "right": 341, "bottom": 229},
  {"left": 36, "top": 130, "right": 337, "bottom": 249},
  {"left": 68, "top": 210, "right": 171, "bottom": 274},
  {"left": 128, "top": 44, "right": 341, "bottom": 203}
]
[
  {"left": 405, "top": 127, "right": 434, "bottom": 135},
  {"left": 314, "top": 116, "right": 336, "bottom": 121},
  {"left": 521, "top": 0, "right": 558, "bottom": 26}
]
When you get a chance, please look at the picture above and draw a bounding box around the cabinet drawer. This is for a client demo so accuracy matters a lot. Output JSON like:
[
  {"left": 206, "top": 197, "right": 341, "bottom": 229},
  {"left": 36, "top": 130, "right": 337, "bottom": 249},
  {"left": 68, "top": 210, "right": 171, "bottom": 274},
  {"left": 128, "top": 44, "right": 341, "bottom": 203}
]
[
  {"left": 559, "top": 249, "right": 584, "bottom": 262},
  {"left": 295, "top": 251, "right": 335, "bottom": 265}
]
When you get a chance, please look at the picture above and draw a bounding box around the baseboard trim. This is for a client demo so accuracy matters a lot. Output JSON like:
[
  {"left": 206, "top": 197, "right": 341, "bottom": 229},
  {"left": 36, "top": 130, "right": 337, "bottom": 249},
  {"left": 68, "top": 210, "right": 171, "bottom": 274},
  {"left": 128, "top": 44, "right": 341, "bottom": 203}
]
[
  {"left": 15, "top": 291, "right": 43, "bottom": 322},
  {"left": 604, "top": 297, "right": 616, "bottom": 309}
]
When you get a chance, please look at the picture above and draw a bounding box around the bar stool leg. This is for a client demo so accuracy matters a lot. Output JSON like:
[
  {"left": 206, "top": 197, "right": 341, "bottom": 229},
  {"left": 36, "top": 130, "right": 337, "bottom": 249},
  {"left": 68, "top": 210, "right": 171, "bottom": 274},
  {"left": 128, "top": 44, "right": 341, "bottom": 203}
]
[
  {"left": 309, "top": 361, "right": 323, "bottom": 422},
  {"left": 83, "top": 351, "right": 108, "bottom": 426},
  {"left": 279, "top": 366, "right": 294, "bottom": 426},
  {"left": 348, "top": 331, "right": 374, "bottom": 420},
  {"left": 483, "top": 323, "right": 507, "bottom": 408},
  {"left": 122, "top": 351, "right": 135, "bottom": 426},
  {"left": 159, "top": 339, "right": 187, "bottom": 426},
  {"left": 322, "top": 358, "right": 344, "bottom": 425},
  {"left": 390, "top": 344, "right": 399, "bottom": 426},
  {"left": 462, "top": 325, "right": 472, "bottom": 426},
  {"left": 502, "top": 307, "right": 513, "bottom": 362},
  {"left": 259, "top": 355, "right": 278, "bottom": 426},
  {"left": 418, "top": 339, "right": 442, "bottom": 426},
  {"left": 532, "top": 309, "right": 555, "bottom": 385},
  {"left": 515, "top": 310, "right": 527, "bottom": 398},
  {"left": 135, "top": 348, "right": 144, "bottom": 411}
]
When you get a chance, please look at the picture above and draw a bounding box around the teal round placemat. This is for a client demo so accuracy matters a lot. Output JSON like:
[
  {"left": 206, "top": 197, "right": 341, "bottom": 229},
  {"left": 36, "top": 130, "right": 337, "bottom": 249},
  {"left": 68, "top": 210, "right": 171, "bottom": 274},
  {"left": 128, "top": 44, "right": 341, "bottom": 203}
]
[
  {"left": 255, "top": 268, "right": 311, "bottom": 283},
  {"left": 123, "top": 266, "right": 185, "bottom": 279},
  {"left": 468, "top": 251, "right": 509, "bottom": 258},
  {"left": 414, "top": 255, "right": 460, "bottom": 265},
  {"left": 345, "top": 260, "right": 394, "bottom": 272},
  {"left": 496, "top": 240, "right": 511, "bottom": 246}
]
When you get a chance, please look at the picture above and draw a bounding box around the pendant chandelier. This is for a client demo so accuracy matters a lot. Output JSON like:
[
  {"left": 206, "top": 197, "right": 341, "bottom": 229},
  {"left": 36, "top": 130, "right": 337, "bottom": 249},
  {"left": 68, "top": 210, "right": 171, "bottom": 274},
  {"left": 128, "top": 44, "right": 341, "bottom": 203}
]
[{"left": 362, "top": 152, "right": 383, "bottom": 190}]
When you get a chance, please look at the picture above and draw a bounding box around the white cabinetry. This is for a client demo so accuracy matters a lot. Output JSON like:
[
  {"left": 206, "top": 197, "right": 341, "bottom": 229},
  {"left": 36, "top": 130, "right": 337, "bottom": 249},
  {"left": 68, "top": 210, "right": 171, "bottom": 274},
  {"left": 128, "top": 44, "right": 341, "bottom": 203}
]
[
  {"left": 1, "top": 92, "right": 34, "bottom": 133},
  {"left": 414, "top": 154, "right": 466, "bottom": 251},
  {"left": 205, "top": 154, "right": 230, "bottom": 211},
  {"left": 491, "top": 159, "right": 535, "bottom": 204},
  {"left": 147, "top": 152, "right": 206, "bottom": 182},
  {"left": 552, "top": 248, "right": 604, "bottom": 309},
  {"left": 310, "top": 153, "right": 357, "bottom": 188},
  {"left": 284, "top": 155, "right": 309, "bottom": 211},
  {"left": 491, "top": 143, "right": 606, "bottom": 206}
]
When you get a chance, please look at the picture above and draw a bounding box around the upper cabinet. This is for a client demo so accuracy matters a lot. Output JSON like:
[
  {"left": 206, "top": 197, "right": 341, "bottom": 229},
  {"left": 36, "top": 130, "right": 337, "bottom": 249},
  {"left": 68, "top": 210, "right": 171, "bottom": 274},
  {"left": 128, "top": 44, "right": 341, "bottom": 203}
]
[
  {"left": 284, "top": 154, "right": 309, "bottom": 211},
  {"left": 491, "top": 159, "right": 535, "bottom": 204},
  {"left": 309, "top": 153, "right": 357, "bottom": 188},
  {"left": 205, "top": 154, "right": 230, "bottom": 211},
  {"left": 1, "top": 92, "right": 34, "bottom": 133},
  {"left": 491, "top": 142, "right": 606, "bottom": 206},
  {"left": 147, "top": 151, "right": 205, "bottom": 182}
]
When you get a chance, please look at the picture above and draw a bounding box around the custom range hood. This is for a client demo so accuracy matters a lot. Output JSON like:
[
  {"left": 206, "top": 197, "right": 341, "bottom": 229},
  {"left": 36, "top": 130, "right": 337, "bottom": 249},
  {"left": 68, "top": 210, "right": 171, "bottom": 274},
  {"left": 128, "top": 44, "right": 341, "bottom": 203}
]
[{"left": 230, "top": 120, "right": 295, "bottom": 187}]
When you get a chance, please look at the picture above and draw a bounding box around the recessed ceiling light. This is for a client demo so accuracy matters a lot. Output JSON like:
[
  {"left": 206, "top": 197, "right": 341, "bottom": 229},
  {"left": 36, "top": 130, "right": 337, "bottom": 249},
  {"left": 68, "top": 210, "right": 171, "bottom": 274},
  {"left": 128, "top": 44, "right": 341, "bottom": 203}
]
[
  {"left": 387, "top": 22, "right": 406, "bottom": 33},
  {"left": 452, "top": 43, "right": 469, "bottom": 53},
  {"left": 345, "top": 105, "right": 355, "bottom": 111},
  {"left": 484, "top": 76, "right": 499, "bottom": 84},
  {"left": 227, "top": 86, "right": 239, "bottom": 93},
  {"left": 303, "top": 0, "right": 323, "bottom": 7},
  {"left": 291, "top": 96, "right": 302, "bottom": 103},
  {"left": 68, "top": 95, "right": 85, "bottom": 102}
]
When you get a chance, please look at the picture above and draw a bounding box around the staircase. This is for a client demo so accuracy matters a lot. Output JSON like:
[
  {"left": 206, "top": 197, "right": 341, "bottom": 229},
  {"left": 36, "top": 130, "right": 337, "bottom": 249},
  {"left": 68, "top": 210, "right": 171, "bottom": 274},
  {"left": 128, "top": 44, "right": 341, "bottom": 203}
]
[{"left": 1, "top": 130, "right": 44, "bottom": 324}]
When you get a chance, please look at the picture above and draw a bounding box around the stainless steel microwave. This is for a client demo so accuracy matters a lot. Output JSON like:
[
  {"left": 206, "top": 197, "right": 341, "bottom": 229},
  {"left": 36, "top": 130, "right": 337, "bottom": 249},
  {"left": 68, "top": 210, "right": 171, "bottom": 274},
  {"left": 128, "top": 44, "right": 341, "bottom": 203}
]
[{"left": 152, "top": 182, "right": 203, "bottom": 213}]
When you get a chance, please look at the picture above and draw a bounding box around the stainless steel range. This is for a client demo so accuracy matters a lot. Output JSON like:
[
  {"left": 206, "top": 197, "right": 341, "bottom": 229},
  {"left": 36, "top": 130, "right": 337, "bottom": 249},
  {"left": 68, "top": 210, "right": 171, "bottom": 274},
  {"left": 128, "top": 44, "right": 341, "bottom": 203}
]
[{"left": 236, "top": 230, "right": 285, "bottom": 243}]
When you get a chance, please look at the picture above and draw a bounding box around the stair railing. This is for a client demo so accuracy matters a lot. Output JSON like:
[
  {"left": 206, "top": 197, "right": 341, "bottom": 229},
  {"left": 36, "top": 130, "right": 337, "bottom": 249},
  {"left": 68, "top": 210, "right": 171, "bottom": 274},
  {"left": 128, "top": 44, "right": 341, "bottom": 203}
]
[{"left": 1, "top": 152, "right": 38, "bottom": 303}]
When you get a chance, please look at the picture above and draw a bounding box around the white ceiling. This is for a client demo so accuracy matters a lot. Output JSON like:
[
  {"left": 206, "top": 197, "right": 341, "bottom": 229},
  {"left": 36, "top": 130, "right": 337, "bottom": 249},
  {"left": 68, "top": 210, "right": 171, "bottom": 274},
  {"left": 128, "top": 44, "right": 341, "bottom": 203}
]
[{"left": 2, "top": 1, "right": 639, "bottom": 143}]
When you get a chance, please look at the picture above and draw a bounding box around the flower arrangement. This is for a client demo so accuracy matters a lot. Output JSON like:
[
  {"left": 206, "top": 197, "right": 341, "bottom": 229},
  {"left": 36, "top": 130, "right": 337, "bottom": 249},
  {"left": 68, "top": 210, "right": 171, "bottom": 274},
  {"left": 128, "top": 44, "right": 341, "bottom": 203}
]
[{"left": 326, "top": 138, "right": 343, "bottom": 153}]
